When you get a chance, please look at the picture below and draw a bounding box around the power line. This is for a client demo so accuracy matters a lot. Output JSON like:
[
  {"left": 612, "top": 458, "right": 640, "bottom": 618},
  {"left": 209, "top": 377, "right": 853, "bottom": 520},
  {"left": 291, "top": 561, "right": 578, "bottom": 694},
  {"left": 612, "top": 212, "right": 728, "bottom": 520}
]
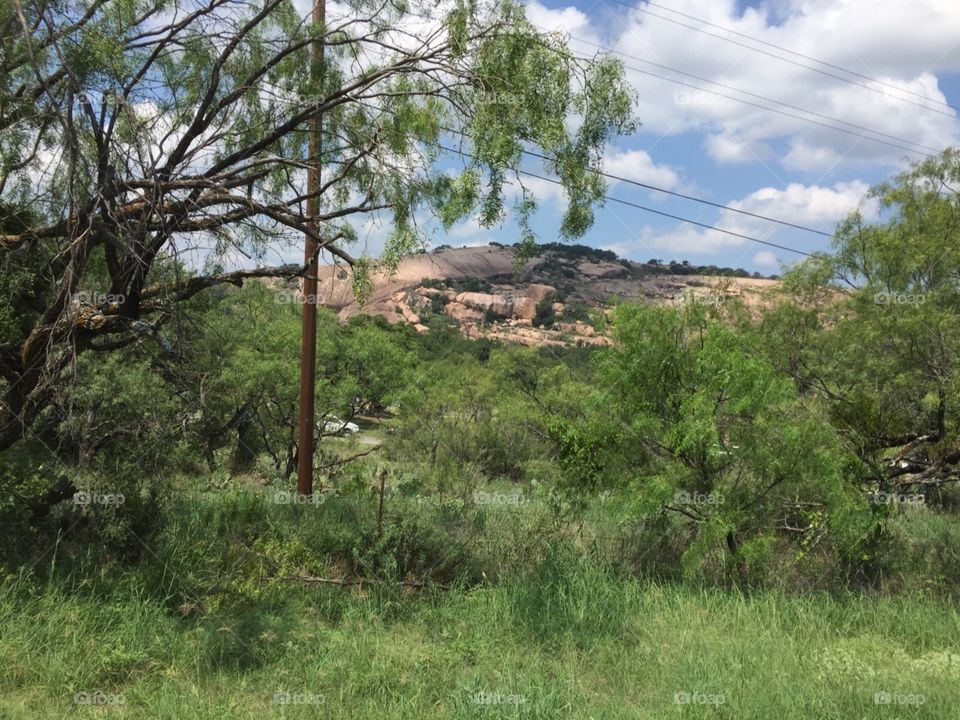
[
  {"left": 531, "top": 25, "right": 941, "bottom": 157},
  {"left": 357, "top": 92, "right": 837, "bottom": 236},
  {"left": 641, "top": 0, "right": 956, "bottom": 112},
  {"left": 562, "top": 33, "right": 943, "bottom": 156},
  {"left": 358, "top": 98, "right": 835, "bottom": 242},
  {"left": 603, "top": 0, "right": 957, "bottom": 119},
  {"left": 519, "top": 169, "right": 814, "bottom": 257},
  {"left": 519, "top": 147, "right": 833, "bottom": 236},
  {"left": 436, "top": 143, "right": 816, "bottom": 257},
  {"left": 607, "top": 61, "right": 931, "bottom": 158},
  {"left": 355, "top": 23, "right": 940, "bottom": 158},
  {"left": 434, "top": 122, "right": 834, "bottom": 235}
]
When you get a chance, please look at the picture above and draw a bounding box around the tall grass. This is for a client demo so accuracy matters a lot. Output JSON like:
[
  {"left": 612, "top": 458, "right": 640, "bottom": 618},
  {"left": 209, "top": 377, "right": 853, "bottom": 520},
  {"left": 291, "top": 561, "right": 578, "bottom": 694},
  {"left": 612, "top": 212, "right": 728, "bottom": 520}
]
[
  {"left": 3, "top": 486, "right": 959, "bottom": 718},
  {"left": 3, "top": 559, "right": 960, "bottom": 716}
]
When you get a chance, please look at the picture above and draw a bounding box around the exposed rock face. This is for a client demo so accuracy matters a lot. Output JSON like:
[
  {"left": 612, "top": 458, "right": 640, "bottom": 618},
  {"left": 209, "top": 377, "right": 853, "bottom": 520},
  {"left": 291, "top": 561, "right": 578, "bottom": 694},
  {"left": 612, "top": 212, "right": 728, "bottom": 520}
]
[
  {"left": 465, "top": 323, "right": 567, "bottom": 348},
  {"left": 400, "top": 305, "right": 420, "bottom": 324},
  {"left": 513, "top": 297, "right": 537, "bottom": 321},
  {"left": 445, "top": 302, "right": 484, "bottom": 322},
  {"left": 289, "top": 245, "right": 782, "bottom": 349},
  {"left": 579, "top": 261, "right": 628, "bottom": 279},
  {"left": 525, "top": 283, "right": 555, "bottom": 302},
  {"left": 580, "top": 334, "right": 613, "bottom": 347},
  {"left": 455, "top": 292, "right": 513, "bottom": 317},
  {"left": 376, "top": 301, "right": 406, "bottom": 323}
]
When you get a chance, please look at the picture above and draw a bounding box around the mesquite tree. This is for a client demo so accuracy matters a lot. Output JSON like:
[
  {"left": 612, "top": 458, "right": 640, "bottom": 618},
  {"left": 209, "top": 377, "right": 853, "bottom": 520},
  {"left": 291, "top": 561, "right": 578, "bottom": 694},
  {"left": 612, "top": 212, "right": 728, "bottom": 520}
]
[
  {"left": 0, "top": 0, "right": 635, "bottom": 451},
  {"left": 772, "top": 149, "right": 960, "bottom": 492}
]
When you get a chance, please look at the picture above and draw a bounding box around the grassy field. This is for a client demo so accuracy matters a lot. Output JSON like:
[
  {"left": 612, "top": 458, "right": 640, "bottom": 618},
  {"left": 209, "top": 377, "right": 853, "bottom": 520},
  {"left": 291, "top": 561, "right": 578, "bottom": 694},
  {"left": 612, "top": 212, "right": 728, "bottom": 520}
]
[{"left": 3, "top": 549, "right": 959, "bottom": 719}]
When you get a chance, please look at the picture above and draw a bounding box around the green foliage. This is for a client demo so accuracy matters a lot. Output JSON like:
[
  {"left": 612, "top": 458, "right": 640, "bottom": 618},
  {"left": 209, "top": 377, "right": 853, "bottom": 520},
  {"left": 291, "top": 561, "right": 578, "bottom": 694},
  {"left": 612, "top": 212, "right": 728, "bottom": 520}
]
[
  {"left": 535, "top": 242, "right": 620, "bottom": 263},
  {"left": 0, "top": 0, "right": 637, "bottom": 479},
  {"left": 6, "top": 149, "right": 960, "bottom": 714},
  {"left": 875, "top": 507, "right": 960, "bottom": 594},
  {"left": 429, "top": 293, "right": 450, "bottom": 314},
  {"left": 560, "top": 299, "right": 592, "bottom": 323},
  {"left": 9, "top": 153, "right": 960, "bottom": 604},
  {"left": 601, "top": 302, "right": 868, "bottom": 578},
  {"left": 5, "top": 519, "right": 960, "bottom": 718},
  {"left": 771, "top": 150, "right": 960, "bottom": 498},
  {"left": 532, "top": 295, "right": 557, "bottom": 328},
  {"left": 391, "top": 351, "right": 543, "bottom": 485}
]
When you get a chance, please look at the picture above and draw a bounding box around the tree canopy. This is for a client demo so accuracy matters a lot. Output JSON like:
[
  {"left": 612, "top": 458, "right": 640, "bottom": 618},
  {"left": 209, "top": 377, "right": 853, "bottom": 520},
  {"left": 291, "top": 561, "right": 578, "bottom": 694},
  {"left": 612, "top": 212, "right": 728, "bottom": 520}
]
[{"left": 0, "top": 0, "right": 635, "bottom": 450}]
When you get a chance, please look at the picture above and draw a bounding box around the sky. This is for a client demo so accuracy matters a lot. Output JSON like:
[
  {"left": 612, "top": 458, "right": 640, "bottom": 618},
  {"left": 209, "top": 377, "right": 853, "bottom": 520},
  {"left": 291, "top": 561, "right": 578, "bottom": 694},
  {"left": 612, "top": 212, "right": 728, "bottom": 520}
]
[{"left": 395, "top": 0, "right": 960, "bottom": 274}]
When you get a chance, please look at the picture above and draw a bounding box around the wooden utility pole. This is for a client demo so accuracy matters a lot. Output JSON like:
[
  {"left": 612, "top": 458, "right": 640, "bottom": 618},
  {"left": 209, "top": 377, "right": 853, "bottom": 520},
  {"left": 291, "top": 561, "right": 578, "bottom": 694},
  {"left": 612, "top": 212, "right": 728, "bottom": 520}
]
[{"left": 297, "top": 0, "right": 325, "bottom": 496}]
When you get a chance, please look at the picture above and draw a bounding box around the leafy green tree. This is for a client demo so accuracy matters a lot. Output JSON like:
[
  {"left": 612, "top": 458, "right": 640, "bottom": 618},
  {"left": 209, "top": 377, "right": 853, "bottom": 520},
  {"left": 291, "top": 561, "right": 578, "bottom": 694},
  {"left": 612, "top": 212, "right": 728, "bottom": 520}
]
[
  {"left": 180, "top": 284, "right": 392, "bottom": 479},
  {"left": 341, "top": 317, "right": 413, "bottom": 416},
  {"left": 775, "top": 149, "right": 960, "bottom": 496},
  {"left": 391, "top": 345, "right": 556, "bottom": 485},
  {"left": 601, "top": 302, "right": 866, "bottom": 578},
  {"left": 0, "top": 0, "right": 635, "bottom": 453}
]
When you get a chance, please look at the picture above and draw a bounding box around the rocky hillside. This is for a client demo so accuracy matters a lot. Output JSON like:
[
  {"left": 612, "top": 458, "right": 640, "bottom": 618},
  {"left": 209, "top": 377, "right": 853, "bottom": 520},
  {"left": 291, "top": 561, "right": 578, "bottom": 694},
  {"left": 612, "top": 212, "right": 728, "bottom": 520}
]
[{"left": 305, "top": 244, "right": 780, "bottom": 347}]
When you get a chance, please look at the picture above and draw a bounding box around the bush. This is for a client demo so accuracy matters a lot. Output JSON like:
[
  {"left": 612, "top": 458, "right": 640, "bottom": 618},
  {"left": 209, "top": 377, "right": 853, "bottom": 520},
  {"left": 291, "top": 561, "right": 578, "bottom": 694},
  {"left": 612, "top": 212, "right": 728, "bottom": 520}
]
[
  {"left": 874, "top": 507, "right": 960, "bottom": 595},
  {"left": 429, "top": 293, "right": 450, "bottom": 314},
  {"left": 458, "top": 277, "right": 492, "bottom": 293},
  {"left": 533, "top": 295, "right": 557, "bottom": 328},
  {"left": 419, "top": 277, "right": 447, "bottom": 290},
  {"left": 483, "top": 306, "right": 501, "bottom": 324},
  {"left": 0, "top": 445, "right": 69, "bottom": 563},
  {"left": 561, "top": 300, "right": 592, "bottom": 323}
]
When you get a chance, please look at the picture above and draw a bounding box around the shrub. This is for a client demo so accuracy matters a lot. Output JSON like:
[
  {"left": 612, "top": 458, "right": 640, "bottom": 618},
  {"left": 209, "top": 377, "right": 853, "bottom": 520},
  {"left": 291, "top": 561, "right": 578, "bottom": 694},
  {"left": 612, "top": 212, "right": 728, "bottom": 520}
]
[
  {"left": 874, "top": 507, "right": 960, "bottom": 595},
  {"left": 430, "top": 294, "right": 450, "bottom": 314},
  {"left": 533, "top": 295, "right": 557, "bottom": 328},
  {"left": 420, "top": 277, "right": 447, "bottom": 290}
]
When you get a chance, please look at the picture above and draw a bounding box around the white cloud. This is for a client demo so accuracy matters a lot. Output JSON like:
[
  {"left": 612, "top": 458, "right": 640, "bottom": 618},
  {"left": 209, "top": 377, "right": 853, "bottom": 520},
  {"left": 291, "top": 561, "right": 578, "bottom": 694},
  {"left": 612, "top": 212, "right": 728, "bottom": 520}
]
[
  {"left": 605, "top": 223, "right": 747, "bottom": 257},
  {"left": 727, "top": 180, "right": 871, "bottom": 230},
  {"left": 781, "top": 138, "right": 846, "bottom": 172},
  {"left": 525, "top": 0, "right": 598, "bottom": 43},
  {"left": 600, "top": 179, "right": 869, "bottom": 260},
  {"left": 753, "top": 250, "right": 779, "bottom": 268},
  {"left": 562, "top": 0, "right": 960, "bottom": 171},
  {"left": 604, "top": 146, "right": 684, "bottom": 190}
]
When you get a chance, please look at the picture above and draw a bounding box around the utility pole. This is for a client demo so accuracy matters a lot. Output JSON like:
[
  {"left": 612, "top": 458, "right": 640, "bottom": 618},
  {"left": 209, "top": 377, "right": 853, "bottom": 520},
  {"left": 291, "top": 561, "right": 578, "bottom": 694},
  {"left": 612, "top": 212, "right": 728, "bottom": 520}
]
[{"left": 297, "top": 0, "right": 325, "bottom": 496}]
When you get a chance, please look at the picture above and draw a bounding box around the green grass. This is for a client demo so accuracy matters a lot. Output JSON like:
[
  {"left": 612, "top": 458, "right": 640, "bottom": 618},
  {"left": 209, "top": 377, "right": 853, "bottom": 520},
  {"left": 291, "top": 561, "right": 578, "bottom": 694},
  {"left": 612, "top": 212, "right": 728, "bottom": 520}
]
[
  {"left": 3, "top": 484, "right": 959, "bottom": 719},
  {"left": 2, "top": 552, "right": 959, "bottom": 719}
]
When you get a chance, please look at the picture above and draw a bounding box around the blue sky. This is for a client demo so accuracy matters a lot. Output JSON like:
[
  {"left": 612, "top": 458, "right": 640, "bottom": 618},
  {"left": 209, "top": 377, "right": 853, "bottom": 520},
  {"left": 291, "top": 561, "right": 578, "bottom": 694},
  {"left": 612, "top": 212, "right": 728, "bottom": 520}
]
[{"left": 418, "top": 0, "right": 960, "bottom": 274}]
